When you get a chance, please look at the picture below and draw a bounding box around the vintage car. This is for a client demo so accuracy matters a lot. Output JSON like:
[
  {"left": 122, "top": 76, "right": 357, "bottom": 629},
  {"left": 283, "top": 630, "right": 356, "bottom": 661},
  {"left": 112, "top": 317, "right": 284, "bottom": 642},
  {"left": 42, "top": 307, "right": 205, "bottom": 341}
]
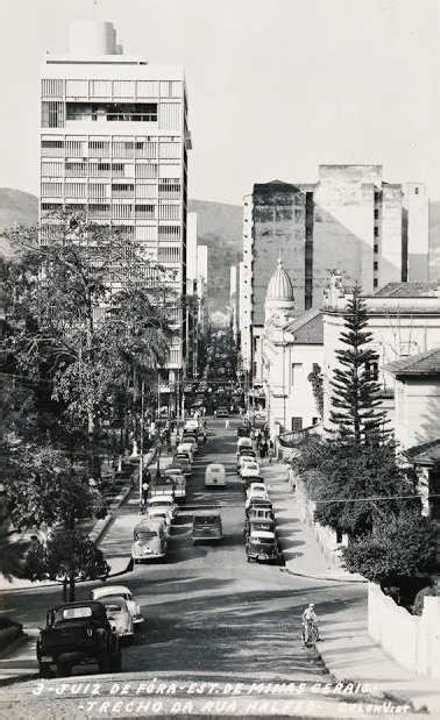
[
  {"left": 237, "top": 425, "right": 251, "bottom": 439},
  {"left": 240, "top": 461, "right": 261, "bottom": 479},
  {"left": 36, "top": 601, "right": 121, "bottom": 677},
  {"left": 163, "top": 468, "right": 186, "bottom": 503},
  {"left": 245, "top": 497, "right": 274, "bottom": 516},
  {"left": 101, "top": 596, "right": 134, "bottom": 640},
  {"left": 237, "top": 436, "right": 253, "bottom": 452},
  {"left": 216, "top": 406, "right": 229, "bottom": 418},
  {"left": 192, "top": 511, "right": 223, "bottom": 543},
  {"left": 246, "top": 506, "right": 276, "bottom": 523},
  {"left": 147, "top": 495, "right": 177, "bottom": 522},
  {"left": 244, "top": 517, "right": 277, "bottom": 540},
  {"left": 245, "top": 484, "right": 269, "bottom": 509},
  {"left": 172, "top": 455, "right": 192, "bottom": 477},
  {"left": 245, "top": 530, "right": 283, "bottom": 565},
  {"left": 131, "top": 517, "right": 168, "bottom": 562},
  {"left": 184, "top": 419, "right": 200, "bottom": 433},
  {"left": 237, "top": 450, "right": 257, "bottom": 471},
  {"left": 181, "top": 433, "right": 199, "bottom": 453},
  {"left": 91, "top": 585, "right": 143, "bottom": 626},
  {"left": 205, "top": 463, "right": 226, "bottom": 487}
]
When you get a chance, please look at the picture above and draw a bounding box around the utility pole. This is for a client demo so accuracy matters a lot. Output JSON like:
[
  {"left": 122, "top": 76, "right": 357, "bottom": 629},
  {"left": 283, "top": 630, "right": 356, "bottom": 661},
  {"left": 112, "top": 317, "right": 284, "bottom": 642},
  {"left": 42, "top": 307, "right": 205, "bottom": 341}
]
[{"left": 139, "top": 378, "right": 145, "bottom": 505}]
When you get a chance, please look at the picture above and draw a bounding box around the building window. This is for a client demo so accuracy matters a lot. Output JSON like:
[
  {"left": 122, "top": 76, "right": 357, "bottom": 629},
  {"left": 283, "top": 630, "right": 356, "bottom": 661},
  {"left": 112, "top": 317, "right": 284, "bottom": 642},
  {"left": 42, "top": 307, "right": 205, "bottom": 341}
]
[
  {"left": 415, "top": 187, "right": 419, "bottom": 195},
  {"left": 65, "top": 182, "right": 87, "bottom": 199},
  {"left": 291, "top": 363, "right": 303, "bottom": 387},
  {"left": 89, "top": 140, "right": 111, "bottom": 157},
  {"left": 158, "top": 246, "right": 181, "bottom": 263},
  {"left": 373, "top": 278, "right": 378, "bottom": 288},
  {"left": 291, "top": 417, "right": 303, "bottom": 432},
  {"left": 373, "top": 261, "right": 378, "bottom": 271},
  {"left": 41, "top": 101, "right": 64, "bottom": 128},
  {"left": 374, "top": 244, "right": 379, "bottom": 254},
  {"left": 158, "top": 204, "right": 180, "bottom": 220},
  {"left": 135, "top": 203, "right": 155, "bottom": 220},
  {"left": 365, "top": 361, "right": 379, "bottom": 381},
  {"left": 374, "top": 209, "right": 379, "bottom": 220},
  {"left": 158, "top": 225, "right": 180, "bottom": 240},
  {"left": 374, "top": 226, "right": 379, "bottom": 237},
  {"left": 89, "top": 183, "right": 108, "bottom": 200},
  {"left": 112, "top": 183, "right": 135, "bottom": 198},
  {"left": 41, "top": 183, "right": 63, "bottom": 197}
]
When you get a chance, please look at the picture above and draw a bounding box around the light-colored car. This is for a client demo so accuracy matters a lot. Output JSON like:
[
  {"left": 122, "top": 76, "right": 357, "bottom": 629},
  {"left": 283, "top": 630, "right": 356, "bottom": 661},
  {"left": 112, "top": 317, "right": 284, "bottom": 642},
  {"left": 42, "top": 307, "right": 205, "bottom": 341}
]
[
  {"left": 240, "top": 461, "right": 261, "bottom": 479},
  {"left": 205, "top": 463, "right": 226, "bottom": 487},
  {"left": 101, "top": 596, "right": 134, "bottom": 639},
  {"left": 245, "top": 484, "right": 269, "bottom": 509},
  {"left": 237, "top": 437, "right": 253, "bottom": 451},
  {"left": 147, "top": 495, "right": 177, "bottom": 521},
  {"left": 91, "top": 584, "right": 143, "bottom": 625},
  {"left": 178, "top": 440, "right": 196, "bottom": 458},
  {"left": 184, "top": 419, "right": 199, "bottom": 433}
]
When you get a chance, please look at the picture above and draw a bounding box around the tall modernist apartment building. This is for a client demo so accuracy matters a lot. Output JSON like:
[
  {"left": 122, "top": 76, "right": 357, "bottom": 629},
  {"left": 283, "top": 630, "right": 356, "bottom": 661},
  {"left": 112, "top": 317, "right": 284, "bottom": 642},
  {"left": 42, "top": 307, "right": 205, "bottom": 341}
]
[
  {"left": 39, "top": 20, "right": 191, "bottom": 403},
  {"left": 240, "top": 164, "right": 429, "bottom": 376}
]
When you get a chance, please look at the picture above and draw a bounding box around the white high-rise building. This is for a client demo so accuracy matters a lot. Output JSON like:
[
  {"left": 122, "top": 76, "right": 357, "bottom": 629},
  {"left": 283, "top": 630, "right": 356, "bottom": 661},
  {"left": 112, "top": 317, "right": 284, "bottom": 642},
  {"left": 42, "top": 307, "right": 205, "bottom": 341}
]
[{"left": 39, "top": 20, "right": 192, "bottom": 406}]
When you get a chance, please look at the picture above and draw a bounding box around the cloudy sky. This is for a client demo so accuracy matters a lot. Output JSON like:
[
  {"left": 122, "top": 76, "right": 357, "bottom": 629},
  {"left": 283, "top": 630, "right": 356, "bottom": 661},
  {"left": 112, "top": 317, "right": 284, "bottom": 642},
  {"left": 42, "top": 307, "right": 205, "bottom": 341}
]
[{"left": 0, "top": 0, "right": 439, "bottom": 205}]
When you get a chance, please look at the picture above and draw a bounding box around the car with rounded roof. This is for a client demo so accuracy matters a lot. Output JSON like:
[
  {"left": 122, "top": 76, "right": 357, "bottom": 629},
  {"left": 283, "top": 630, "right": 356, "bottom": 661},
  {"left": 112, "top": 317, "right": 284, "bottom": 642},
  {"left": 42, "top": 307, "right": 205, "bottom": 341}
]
[
  {"left": 245, "top": 529, "right": 283, "bottom": 564},
  {"left": 91, "top": 585, "right": 143, "bottom": 626}
]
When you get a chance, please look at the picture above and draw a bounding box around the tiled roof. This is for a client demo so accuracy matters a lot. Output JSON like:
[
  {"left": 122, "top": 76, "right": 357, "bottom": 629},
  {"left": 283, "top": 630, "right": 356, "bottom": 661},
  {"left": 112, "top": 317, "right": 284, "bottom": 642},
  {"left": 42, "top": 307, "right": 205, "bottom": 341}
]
[
  {"left": 284, "top": 308, "right": 323, "bottom": 344},
  {"left": 385, "top": 347, "right": 440, "bottom": 376},
  {"left": 374, "top": 282, "right": 440, "bottom": 298},
  {"left": 404, "top": 438, "right": 440, "bottom": 466}
]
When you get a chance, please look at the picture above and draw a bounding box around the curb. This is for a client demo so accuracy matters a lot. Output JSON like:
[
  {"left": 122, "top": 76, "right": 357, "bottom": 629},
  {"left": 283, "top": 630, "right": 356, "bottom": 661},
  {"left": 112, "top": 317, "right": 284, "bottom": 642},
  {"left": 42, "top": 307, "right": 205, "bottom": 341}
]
[{"left": 280, "top": 566, "right": 367, "bottom": 584}]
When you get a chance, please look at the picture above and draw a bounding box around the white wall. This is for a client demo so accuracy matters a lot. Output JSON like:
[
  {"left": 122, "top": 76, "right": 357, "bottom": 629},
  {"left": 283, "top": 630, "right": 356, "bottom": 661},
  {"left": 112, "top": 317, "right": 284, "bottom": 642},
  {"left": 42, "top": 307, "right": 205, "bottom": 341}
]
[
  {"left": 393, "top": 377, "right": 440, "bottom": 449},
  {"left": 368, "top": 583, "right": 440, "bottom": 678},
  {"left": 322, "top": 297, "right": 440, "bottom": 430}
]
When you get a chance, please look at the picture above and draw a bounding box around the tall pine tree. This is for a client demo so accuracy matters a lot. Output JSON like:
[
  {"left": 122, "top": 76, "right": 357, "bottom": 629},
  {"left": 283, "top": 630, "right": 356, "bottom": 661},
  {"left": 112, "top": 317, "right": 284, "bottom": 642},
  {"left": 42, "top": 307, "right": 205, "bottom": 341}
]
[{"left": 329, "top": 282, "right": 387, "bottom": 444}]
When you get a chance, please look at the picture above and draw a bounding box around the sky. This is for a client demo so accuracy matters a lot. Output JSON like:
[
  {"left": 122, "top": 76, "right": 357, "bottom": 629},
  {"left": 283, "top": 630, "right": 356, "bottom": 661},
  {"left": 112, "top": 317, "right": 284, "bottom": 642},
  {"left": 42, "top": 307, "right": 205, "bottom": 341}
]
[{"left": 0, "top": 0, "right": 439, "bottom": 205}]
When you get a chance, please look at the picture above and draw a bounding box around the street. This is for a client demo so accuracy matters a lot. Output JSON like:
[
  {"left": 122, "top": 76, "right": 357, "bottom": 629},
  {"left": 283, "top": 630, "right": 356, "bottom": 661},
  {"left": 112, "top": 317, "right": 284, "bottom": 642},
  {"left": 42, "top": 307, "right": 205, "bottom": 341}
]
[{"left": 0, "top": 419, "right": 400, "bottom": 717}]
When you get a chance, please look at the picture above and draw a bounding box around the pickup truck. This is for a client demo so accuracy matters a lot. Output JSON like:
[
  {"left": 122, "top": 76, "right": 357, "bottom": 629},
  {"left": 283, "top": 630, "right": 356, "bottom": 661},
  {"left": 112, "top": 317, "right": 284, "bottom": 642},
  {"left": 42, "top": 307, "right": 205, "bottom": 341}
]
[{"left": 36, "top": 601, "right": 121, "bottom": 677}]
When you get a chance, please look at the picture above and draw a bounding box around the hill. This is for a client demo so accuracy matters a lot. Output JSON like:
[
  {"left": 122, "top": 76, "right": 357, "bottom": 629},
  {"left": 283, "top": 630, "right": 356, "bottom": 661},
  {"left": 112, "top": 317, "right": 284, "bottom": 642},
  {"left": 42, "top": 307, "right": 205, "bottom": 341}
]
[
  {"left": 188, "top": 199, "right": 242, "bottom": 312},
  {"left": 0, "top": 190, "right": 243, "bottom": 311},
  {"left": 0, "top": 188, "right": 38, "bottom": 258}
]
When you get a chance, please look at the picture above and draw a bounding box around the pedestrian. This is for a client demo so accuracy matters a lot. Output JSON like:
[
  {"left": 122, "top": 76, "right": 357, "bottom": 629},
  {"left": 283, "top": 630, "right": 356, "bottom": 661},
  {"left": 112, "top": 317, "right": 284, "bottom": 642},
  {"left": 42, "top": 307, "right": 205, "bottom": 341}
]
[
  {"left": 260, "top": 441, "right": 267, "bottom": 461},
  {"left": 225, "top": 418, "right": 230, "bottom": 430},
  {"left": 268, "top": 440, "right": 274, "bottom": 464}
]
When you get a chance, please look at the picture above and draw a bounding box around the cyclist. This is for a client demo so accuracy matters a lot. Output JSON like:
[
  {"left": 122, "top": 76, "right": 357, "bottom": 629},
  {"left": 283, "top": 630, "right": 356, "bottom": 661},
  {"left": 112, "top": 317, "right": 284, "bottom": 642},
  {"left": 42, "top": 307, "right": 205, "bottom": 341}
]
[{"left": 302, "top": 602, "right": 319, "bottom": 643}]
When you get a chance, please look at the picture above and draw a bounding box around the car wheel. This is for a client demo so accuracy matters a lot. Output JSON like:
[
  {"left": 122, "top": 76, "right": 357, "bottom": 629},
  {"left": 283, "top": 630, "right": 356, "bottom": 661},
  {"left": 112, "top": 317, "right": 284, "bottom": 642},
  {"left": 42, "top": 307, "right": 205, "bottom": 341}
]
[
  {"left": 56, "top": 662, "right": 71, "bottom": 677},
  {"left": 98, "top": 654, "right": 112, "bottom": 673},
  {"left": 39, "top": 663, "right": 52, "bottom": 679},
  {"left": 110, "top": 650, "right": 122, "bottom": 672}
]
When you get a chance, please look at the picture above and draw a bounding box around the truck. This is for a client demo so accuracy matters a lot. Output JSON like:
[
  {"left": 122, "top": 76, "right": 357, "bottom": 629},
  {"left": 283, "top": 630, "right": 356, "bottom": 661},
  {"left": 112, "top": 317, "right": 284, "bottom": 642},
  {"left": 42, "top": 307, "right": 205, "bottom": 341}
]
[{"left": 36, "top": 601, "right": 121, "bottom": 677}]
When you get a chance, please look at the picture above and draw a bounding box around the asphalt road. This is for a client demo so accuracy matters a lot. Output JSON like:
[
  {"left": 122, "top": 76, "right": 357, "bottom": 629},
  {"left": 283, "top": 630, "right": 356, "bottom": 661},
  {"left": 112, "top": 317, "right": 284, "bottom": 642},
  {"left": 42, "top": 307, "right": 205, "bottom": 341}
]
[{"left": 0, "top": 419, "right": 408, "bottom": 718}]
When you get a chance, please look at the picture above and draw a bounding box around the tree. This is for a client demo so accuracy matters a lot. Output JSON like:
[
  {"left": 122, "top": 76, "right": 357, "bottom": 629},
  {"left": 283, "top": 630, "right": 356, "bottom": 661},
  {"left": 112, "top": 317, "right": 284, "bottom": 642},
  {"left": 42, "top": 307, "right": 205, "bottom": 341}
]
[
  {"left": 329, "top": 282, "right": 387, "bottom": 443},
  {"left": 24, "top": 531, "right": 109, "bottom": 601},
  {"left": 1, "top": 213, "right": 173, "bottom": 472},
  {"left": 307, "top": 363, "right": 324, "bottom": 418},
  {"left": 342, "top": 508, "right": 437, "bottom": 587},
  {"left": 291, "top": 436, "right": 418, "bottom": 538}
]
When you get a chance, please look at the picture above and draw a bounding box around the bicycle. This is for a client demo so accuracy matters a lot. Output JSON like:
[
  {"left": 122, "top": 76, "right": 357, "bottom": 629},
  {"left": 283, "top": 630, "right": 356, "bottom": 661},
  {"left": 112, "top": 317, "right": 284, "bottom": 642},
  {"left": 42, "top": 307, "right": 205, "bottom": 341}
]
[{"left": 302, "top": 619, "right": 319, "bottom": 647}]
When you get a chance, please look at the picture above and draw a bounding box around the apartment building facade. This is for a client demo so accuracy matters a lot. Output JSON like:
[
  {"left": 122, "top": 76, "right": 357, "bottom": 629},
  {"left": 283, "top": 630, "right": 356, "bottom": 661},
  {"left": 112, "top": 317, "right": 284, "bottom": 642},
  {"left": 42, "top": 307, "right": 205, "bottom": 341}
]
[
  {"left": 39, "top": 20, "right": 191, "bottom": 408},
  {"left": 240, "top": 165, "right": 430, "bottom": 379}
]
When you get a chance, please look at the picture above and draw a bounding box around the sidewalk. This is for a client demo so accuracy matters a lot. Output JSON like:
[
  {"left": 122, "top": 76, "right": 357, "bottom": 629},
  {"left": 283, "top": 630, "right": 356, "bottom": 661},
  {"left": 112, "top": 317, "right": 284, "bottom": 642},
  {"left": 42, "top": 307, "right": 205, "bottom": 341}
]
[
  {"left": 0, "top": 450, "right": 164, "bottom": 593},
  {"left": 263, "top": 460, "right": 440, "bottom": 714}
]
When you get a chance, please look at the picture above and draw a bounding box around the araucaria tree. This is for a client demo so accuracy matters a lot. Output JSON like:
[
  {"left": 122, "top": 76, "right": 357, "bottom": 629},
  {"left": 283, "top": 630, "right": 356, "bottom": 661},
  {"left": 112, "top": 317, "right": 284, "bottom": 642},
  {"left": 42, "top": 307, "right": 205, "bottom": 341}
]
[{"left": 330, "top": 282, "right": 387, "bottom": 443}]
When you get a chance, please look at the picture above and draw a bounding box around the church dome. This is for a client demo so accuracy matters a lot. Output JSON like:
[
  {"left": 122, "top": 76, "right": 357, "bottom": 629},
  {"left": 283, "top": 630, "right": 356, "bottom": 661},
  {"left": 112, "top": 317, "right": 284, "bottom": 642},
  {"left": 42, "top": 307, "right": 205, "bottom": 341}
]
[{"left": 266, "top": 258, "right": 294, "bottom": 301}]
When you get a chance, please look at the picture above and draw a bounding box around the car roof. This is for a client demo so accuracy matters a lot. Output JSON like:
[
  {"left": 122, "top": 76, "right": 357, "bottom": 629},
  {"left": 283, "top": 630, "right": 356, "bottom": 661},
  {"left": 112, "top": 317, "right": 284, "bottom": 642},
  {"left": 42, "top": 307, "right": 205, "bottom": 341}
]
[
  {"left": 250, "top": 530, "right": 275, "bottom": 540},
  {"left": 207, "top": 463, "right": 225, "bottom": 470},
  {"left": 249, "top": 484, "right": 266, "bottom": 491},
  {"left": 92, "top": 585, "right": 131, "bottom": 599},
  {"left": 148, "top": 496, "right": 173, "bottom": 503},
  {"left": 53, "top": 600, "right": 104, "bottom": 612},
  {"left": 194, "top": 509, "right": 221, "bottom": 517},
  {"left": 101, "top": 595, "right": 128, "bottom": 607}
]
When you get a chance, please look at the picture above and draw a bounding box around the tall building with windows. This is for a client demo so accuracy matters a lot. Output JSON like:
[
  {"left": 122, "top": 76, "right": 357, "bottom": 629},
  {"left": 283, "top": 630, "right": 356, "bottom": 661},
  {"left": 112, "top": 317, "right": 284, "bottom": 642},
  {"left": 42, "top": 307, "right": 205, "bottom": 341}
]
[
  {"left": 40, "top": 20, "right": 191, "bottom": 410},
  {"left": 240, "top": 165, "right": 429, "bottom": 380}
]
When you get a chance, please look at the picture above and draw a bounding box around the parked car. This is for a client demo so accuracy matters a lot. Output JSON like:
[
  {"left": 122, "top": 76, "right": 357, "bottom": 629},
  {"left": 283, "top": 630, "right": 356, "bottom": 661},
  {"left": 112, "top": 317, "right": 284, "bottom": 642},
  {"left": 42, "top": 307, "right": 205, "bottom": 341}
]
[
  {"left": 147, "top": 495, "right": 177, "bottom": 521},
  {"left": 172, "top": 455, "right": 192, "bottom": 477},
  {"left": 163, "top": 468, "right": 186, "bottom": 503},
  {"left": 237, "top": 450, "right": 257, "bottom": 471},
  {"left": 245, "top": 484, "right": 269, "bottom": 509},
  {"left": 216, "top": 406, "right": 229, "bottom": 418},
  {"left": 237, "top": 436, "right": 253, "bottom": 451},
  {"left": 244, "top": 518, "right": 277, "bottom": 540},
  {"left": 241, "top": 461, "right": 261, "bottom": 479},
  {"left": 192, "top": 511, "right": 223, "bottom": 543},
  {"left": 101, "top": 596, "right": 134, "bottom": 640},
  {"left": 176, "top": 445, "right": 194, "bottom": 463},
  {"left": 245, "top": 497, "right": 274, "bottom": 515},
  {"left": 237, "top": 425, "right": 251, "bottom": 439},
  {"left": 91, "top": 585, "right": 143, "bottom": 626},
  {"left": 36, "top": 601, "right": 121, "bottom": 677},
  {"left": 131, "top": 518, "right": 168, "bottom": 562},
  {"left": 205, "top": 463, "right": 226, "bottom": 487},
  {"left": 246, "top": 530, "right": 283, "bottom": 565},
  {"left": 246, "top": 506, "right": 276, "bottom": 523}
]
